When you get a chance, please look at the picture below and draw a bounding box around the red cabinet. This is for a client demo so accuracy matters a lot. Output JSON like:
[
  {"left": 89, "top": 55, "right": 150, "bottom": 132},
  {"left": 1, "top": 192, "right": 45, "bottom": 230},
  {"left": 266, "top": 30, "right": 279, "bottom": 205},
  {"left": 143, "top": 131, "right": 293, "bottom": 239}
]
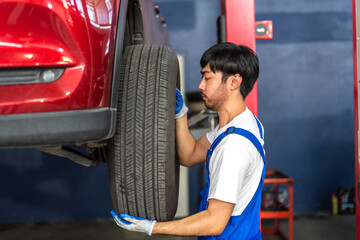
[{"left": 261, "top": 170, "right": 294, "bottom": 240}]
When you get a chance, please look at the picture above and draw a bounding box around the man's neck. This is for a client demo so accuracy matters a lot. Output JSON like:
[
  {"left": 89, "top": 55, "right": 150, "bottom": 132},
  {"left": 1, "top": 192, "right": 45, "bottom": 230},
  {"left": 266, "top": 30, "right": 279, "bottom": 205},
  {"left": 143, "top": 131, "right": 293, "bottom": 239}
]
[{"left": 217, "top": 100, "right": 247, "bottom": 129}]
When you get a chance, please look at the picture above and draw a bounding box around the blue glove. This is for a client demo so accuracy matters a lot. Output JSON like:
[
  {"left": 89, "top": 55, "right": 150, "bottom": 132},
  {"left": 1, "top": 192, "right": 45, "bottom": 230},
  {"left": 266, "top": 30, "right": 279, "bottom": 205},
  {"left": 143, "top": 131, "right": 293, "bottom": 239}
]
[
  {"left": 175, "top": 89, "right": 188, "bottom": 119},
  {"left": 111, "top": 210, "right": 156, "bottom": 236}
]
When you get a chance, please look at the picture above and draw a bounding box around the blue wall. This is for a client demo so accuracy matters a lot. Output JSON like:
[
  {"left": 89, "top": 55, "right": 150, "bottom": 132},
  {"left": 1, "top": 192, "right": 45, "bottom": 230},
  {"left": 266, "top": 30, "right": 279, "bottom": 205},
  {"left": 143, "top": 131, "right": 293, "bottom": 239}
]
[
  {"left": 0, "top": 0, "right": 355, "bottom": 223},
  {"left": 0, "top": 149, "right": 112, "bottom": 222},
  {"left": 255, "top": 0, "right": 354, "bottom": 213}
]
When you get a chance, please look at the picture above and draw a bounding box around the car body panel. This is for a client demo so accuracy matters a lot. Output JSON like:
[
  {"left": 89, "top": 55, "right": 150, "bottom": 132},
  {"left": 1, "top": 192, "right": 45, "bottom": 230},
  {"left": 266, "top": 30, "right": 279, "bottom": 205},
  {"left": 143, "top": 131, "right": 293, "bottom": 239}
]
[{"left": 0, "top": 0, "right": 118, "bottom": 114}]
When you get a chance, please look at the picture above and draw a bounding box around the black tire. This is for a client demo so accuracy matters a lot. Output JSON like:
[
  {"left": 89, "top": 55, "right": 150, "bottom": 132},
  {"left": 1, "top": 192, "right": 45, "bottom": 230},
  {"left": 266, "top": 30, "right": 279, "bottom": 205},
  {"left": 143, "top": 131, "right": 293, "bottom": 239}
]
[{"left": 108, "top": 44, "right": 179, "bottom": 221}]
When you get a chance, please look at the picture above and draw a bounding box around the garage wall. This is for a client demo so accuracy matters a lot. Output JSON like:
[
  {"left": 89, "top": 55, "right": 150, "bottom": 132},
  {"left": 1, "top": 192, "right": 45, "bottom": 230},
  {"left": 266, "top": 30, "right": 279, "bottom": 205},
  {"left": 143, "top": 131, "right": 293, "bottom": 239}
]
[
  {"left": 158, "top": 0, "right": 354, "bottom": 213},
  {"left": 0, "top": 149, "right": 112, "bottom": 222},
  {"left": 255, "top": 0, "right": 354, "bottom": 213}
]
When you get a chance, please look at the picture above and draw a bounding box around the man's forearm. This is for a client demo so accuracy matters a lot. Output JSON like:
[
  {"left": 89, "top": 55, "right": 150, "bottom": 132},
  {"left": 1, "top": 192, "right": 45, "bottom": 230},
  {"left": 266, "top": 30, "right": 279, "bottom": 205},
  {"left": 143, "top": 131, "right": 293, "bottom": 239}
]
[
  {"left": 175, "top": 114, "right": 211, "bottom": 167},
  {"left": 152, "top": 210, "right": 224, "bottom": 236},
  {"left": 175, "top": 114, "right": 197, "bottom": 166}
]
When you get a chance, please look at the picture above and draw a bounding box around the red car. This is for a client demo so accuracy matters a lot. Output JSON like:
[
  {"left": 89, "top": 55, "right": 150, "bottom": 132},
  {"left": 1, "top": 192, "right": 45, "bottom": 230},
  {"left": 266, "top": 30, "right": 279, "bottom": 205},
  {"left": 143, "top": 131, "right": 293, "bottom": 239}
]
[{"left": 0, "top": 0, "right": 179, "bottom": 222}]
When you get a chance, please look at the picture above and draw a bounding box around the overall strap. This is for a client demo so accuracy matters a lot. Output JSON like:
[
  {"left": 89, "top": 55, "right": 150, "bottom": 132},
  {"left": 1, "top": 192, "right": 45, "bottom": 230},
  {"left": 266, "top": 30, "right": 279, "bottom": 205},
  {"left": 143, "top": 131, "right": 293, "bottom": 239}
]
[{"left": 253, "top": 114, "right": 263, "bottom": 139}]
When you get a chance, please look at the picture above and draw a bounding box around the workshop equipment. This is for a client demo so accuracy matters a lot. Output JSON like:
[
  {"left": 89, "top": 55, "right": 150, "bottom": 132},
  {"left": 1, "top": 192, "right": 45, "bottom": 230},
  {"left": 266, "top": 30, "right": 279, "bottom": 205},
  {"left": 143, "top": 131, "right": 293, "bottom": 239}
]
[{"left": 261, "top": 170, "right": 294, "bottom": 240}]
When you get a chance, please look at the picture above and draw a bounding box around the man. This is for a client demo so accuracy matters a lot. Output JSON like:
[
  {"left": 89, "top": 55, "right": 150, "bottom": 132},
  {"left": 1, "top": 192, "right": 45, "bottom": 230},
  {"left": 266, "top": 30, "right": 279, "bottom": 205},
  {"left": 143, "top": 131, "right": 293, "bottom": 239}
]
[{"left": 111, "top": 42, "right": 265, "bottom": 239}]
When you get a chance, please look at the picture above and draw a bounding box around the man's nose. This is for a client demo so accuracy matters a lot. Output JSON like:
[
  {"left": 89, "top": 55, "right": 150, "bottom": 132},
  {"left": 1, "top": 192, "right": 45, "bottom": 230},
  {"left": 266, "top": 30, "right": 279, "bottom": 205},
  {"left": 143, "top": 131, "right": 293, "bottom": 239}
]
[{"left": 198, "top": 78, "right": 205, "bottom": 91}]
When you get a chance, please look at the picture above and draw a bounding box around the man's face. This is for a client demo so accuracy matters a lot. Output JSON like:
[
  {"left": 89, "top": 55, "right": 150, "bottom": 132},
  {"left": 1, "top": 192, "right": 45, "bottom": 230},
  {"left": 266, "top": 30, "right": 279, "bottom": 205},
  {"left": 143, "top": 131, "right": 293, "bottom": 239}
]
[{"left": 198, "top": 64, "right": 229, "bottom": 111}]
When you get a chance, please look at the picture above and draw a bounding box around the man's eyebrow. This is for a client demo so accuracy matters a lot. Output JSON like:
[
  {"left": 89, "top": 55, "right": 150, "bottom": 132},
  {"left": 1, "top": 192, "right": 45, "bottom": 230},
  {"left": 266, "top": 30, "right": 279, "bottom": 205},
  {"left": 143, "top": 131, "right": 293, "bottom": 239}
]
[{"left": 200, "top": 70, "right": 210, "bottom": 75}]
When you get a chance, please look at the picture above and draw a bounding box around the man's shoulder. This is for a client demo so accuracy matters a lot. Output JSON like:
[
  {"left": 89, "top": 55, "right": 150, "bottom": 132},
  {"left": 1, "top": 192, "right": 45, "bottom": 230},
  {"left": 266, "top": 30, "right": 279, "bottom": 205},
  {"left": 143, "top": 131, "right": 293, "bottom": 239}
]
[
  {"left": 220, "top": 133, "right": 256, "bottom": 151},
  {"left": 232, "top": 119, "right": 259, "bottom": 135}
]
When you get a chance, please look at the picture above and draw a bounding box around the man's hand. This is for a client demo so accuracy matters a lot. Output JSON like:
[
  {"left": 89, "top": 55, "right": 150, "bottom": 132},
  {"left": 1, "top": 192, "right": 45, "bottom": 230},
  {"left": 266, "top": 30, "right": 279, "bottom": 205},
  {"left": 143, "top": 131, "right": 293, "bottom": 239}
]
[
  {"left": 111, "top": 211, "right": 156, "bottom": 236},
  {"left": 175, "top": 89, "right": 188, "bottom": 119}
]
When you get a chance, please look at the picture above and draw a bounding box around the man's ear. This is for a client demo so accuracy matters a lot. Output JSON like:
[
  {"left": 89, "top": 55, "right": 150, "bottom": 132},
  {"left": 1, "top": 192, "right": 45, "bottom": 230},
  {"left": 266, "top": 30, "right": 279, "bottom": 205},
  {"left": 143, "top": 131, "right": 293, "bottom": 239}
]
[{"left": 230, "top": 73, "right": 242, "bottom": 90}]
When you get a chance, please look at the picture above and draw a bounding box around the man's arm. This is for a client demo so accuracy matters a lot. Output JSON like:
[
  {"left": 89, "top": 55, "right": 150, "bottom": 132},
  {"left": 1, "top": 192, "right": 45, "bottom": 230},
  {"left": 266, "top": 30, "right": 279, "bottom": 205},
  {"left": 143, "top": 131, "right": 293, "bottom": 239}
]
[
  {"left": 112, "top": 199, "right": 234, "bottom": 236},
  {"left": 176, "top": 114, "right": 211, "bottom": 167},
  {"left": 174, "top": 89, "right": 211, "bottom": 167},
  {"left": 152, "top": 199, "right": 234, "bottom": 236}
]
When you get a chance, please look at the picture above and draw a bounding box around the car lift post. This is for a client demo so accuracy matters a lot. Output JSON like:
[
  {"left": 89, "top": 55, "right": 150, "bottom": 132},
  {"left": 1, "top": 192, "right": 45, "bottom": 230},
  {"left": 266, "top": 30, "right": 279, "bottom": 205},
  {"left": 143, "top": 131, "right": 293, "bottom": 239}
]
[
  {"left": 221, "top": 0, "right": 273, "bottom": 117},
  {"left": 221, "top": 0, "right": 258, "bottom": 116},
  {"left": 352, "top": 0, "right": 360, "bottom": 238}
]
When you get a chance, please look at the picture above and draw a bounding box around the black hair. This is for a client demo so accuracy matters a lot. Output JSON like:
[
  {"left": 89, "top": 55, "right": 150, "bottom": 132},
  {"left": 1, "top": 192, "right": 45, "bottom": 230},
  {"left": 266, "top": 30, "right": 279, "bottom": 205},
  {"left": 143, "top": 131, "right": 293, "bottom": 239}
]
[{"left": 200, "top": 42, "right": 259, "bottom": 99}]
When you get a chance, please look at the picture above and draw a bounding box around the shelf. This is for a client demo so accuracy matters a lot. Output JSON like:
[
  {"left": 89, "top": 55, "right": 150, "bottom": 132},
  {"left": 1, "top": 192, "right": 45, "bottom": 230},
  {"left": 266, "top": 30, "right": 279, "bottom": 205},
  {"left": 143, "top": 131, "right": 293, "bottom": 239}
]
[
  {"left": 261, "top": 211, "right": 291, "bottom": 218},
  {"left": 261, "top": 169, "right": 293, "bottom": 240}
]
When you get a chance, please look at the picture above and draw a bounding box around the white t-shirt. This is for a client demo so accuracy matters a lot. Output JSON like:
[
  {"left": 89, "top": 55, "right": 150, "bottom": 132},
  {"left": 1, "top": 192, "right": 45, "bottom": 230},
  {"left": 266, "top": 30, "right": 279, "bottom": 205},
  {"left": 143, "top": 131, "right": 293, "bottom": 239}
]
[{"left": 205, "top": 108, "right": 265, "bottom": 216}]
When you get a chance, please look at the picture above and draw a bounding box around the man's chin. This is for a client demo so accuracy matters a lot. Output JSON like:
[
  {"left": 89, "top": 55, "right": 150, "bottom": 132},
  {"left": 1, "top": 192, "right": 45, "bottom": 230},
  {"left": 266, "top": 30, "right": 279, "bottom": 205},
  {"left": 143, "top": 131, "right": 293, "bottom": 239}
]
[{"left": 204, "top": 102, "right": 214, "bottom": 111}]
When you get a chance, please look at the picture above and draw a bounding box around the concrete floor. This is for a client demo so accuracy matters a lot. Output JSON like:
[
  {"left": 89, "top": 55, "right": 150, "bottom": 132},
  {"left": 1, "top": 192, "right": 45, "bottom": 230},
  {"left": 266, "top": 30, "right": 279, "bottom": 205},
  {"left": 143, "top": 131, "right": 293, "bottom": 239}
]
[{"left": 0, "top": 214, "right": 356, "bottom": 240}]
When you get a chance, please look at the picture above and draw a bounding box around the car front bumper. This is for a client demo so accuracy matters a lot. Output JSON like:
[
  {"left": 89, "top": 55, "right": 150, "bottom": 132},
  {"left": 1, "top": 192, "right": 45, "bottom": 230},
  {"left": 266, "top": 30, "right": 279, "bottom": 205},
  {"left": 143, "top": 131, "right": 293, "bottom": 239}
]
[{"left": 0, "top": 108, "right": 116, "bottom": 147}]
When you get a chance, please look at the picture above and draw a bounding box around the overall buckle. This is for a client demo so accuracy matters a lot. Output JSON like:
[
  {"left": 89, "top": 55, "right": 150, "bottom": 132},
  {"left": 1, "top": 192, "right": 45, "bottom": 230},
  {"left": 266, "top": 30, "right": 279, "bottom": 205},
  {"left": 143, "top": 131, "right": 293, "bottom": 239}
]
[{"left": 225, "top": 127, "right": 236, "bottom": 135}]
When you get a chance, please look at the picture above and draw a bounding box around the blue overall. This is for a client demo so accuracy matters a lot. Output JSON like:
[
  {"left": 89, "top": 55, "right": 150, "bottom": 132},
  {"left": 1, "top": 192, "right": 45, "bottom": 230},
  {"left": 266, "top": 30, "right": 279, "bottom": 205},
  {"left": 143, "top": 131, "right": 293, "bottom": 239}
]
[{"left": 198, "top": 117, "right": 265, "bottom": 240}]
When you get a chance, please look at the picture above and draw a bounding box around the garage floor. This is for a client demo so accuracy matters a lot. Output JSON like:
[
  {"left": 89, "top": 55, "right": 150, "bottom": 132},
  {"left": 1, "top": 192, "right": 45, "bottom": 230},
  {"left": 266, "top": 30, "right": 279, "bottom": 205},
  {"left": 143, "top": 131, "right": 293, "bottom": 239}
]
[{"left": 0, "top": 214, "right": 355, "bottom": 240}]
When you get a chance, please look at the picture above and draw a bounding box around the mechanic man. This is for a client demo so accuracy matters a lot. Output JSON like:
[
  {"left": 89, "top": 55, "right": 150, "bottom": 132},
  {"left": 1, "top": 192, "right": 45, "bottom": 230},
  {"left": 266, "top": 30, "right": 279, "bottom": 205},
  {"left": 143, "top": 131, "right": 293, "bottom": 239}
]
[{"left": 111, "top": 42, "right": 265, "bottom": 240}]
